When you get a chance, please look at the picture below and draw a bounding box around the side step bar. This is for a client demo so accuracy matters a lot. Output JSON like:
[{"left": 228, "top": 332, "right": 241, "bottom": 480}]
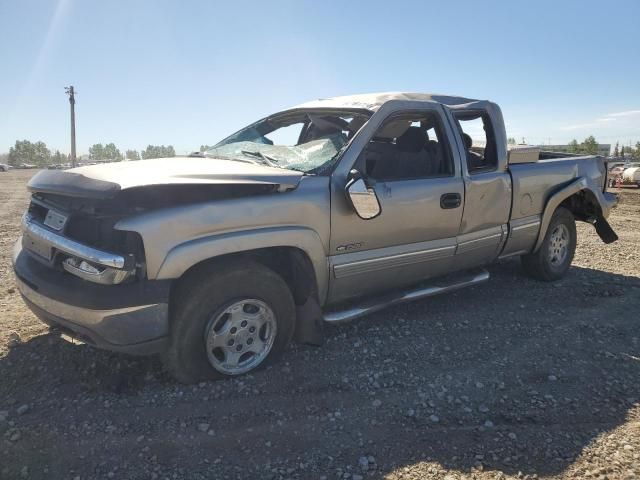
[{"left": 323, "top": 269, "right": 490, "bottom": 324}]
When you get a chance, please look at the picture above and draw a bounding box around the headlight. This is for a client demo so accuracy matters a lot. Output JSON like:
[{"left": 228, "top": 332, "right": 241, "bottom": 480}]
[{"left": 63, "top": 256, "right": 134, "bottom": 285}]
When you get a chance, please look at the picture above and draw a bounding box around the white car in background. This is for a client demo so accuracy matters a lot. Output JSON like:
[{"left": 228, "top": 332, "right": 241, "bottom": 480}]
[
  {"left": 0, "top": 163, "right": 9, "bottom": 172},
  {"left": 620, "top": 163, "right": 640, "bottom": 187}
]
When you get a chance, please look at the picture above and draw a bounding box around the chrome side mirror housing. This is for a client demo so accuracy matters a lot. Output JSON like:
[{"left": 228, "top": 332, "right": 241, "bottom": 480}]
[{"left": 345, "top": 170, "right": 381, "bottom": 220}]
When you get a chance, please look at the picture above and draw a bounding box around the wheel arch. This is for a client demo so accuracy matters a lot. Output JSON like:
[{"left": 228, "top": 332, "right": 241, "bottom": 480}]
[
  {"left": 533, "top": 177, "right": 600, "bottom": 252},
  {"left": 160, "top": 228, "right": 328, "bottom": 308}
]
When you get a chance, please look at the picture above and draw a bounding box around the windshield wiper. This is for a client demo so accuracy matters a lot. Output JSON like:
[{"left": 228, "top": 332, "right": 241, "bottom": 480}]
[{"left": 240, "top": 150, "right": 279, "bottom": 168}]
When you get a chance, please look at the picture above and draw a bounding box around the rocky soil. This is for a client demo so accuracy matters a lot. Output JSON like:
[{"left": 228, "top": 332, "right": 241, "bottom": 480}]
[{"left": 1, "top": 169, "right": 639, "bottom": 480}]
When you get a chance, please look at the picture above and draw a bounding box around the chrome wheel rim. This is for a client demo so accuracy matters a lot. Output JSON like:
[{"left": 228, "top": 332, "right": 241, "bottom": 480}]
[
  {"left": 204, "top": 299, "right": 277, "bottom": 375},
  {"left": 548, "top": 224, "right": 570, "bottom": 266}
]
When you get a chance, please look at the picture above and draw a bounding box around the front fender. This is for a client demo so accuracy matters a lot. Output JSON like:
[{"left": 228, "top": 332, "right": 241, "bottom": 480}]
[{"left": 154, "top": 226, "right": 329, "bottom": 303}]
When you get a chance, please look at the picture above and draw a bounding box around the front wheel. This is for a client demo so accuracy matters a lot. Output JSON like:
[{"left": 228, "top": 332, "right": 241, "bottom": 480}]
[
  {"left": 165, "top": 260, "right": 295, "bottom": 383},
  {"left": 521, "top": 207, "right": 577, "bottom": 281}
]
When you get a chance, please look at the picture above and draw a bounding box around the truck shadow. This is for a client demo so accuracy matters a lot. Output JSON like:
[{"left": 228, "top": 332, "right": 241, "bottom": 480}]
[{"left": 1, "top": 260, "right": 639, "bottom": 478}]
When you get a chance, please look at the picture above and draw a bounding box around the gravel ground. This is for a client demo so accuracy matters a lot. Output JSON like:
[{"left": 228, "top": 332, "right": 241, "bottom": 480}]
[{"left": 1, "top": 169, "right": 639, "bottom": 480}]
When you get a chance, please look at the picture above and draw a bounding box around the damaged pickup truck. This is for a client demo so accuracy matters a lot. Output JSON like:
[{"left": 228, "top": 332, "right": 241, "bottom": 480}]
[{"left": 13, "top": 92, "right": 618, "bottom": 382}]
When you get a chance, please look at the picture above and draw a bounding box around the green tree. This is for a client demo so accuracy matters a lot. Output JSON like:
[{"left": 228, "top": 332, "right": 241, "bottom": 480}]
[
  {"left": 567, "top": 139, "right": 579, "bottom": 153},
  {"left": 613, "top": 142, "right": 619, "bottom": 157},
  {"left": 89, "top": 143, "right": 104, "bottom": 160},
  {"left": 8, "top": 140, "right": 30, "bottom": 166},
  {"left": 141, "top": 145, "right": 153, "bottom": 159},
  {"left": 507, "top": 137, "right": 516, "bottom": 145},
  {"left": 52, "top": 150, "right": 64, "bottom": 164},
  {"left": 580, "top": 135, "right": 598, "bottom": 155},
  {"left": 102, "top": 143, "right": 122, "bottom": 161},
  {"left": 200, "top": 144, "right": 215, "bottom": 152},
  {"left": 621, "top": 146, "right": 625, "bottom": 158},
  {"left": 141, "top": 145, "right": 176, "bottom": 159},
  {"left": 141, "top": 145, "right": 158, "bottom": 159},
  {"left": 634, "top": 142, "right": 640, "bottom": 159},
  {"left": 90, "top": 143, "right": 122, "bottom": 161},
  {"left": 32, "top": 141, "right": 51, "bottom": 165},
  {"left": 8, "top": 140, "right": 51, "bottom": 166},
  {"left": 126, "top": 149, "right": 140, "bottom": 160}
]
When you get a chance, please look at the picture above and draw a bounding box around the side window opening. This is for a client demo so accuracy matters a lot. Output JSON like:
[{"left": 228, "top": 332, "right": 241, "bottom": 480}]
[
  {"left": 454, "top": 111, "right": 498, "bottom": 173},
  {"left": 362, "top": 112, "right": 454, "bottom": 181}
]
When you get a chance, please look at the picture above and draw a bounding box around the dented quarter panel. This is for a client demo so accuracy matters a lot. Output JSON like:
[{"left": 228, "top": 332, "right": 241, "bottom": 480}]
[{"left": 503, "top": 155, "right": 614, "bottom": 256}]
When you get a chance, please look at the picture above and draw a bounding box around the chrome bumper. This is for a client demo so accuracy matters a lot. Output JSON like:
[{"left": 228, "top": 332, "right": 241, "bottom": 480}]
[
  {"left": 22, "top": 213, "right": 129, "bottom": 269},
  {"left": 12, "top": 242, "right": 169, "bottom": 355}
]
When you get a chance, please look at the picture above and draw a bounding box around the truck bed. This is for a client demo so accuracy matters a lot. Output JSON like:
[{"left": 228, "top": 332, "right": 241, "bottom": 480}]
[
  {"left": 499, "top": 154, "right": 611, "bottom": 259},
  {"left": 509, "top": 154, "right": 607, "bottom": 222}
]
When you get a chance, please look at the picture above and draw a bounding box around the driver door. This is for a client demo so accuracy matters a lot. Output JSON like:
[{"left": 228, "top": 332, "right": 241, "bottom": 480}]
[{"left": 327, "top": 104, "right": 465, "bottom": 304}]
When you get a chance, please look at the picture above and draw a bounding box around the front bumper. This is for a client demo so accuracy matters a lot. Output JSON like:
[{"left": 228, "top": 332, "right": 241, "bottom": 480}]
[{"left": 12, "top": 241, "right": 171, "bottom": 355}]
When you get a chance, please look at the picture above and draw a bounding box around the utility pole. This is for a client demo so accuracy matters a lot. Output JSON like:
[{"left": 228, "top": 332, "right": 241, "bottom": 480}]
[{"left": 65, "top": 86, "right": 77, "bottom": 167}]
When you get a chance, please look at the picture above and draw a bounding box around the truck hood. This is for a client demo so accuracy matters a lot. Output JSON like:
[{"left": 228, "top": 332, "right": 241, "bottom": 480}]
[{"left": 27, "top": 157, "right": 304, "bottom": 199}]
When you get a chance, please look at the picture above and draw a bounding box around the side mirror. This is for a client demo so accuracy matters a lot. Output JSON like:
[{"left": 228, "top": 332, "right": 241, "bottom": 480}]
[{"left": 345, "top": 170, "right": 381, "bottom": 220}]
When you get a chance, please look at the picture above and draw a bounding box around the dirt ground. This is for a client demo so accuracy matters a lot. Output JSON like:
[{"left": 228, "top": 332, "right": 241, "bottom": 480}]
[{"left": 1, "top": 169, "right": 639, "bottom": 480}]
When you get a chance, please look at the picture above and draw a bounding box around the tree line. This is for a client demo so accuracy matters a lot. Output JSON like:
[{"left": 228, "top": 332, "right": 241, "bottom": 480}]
[
  {"left": 612, "top": 141, "right": 640, "bottom": 159},
  {"left": 7, "top": 140, "right": 66, "bottom": 167},
  {"left": 567, "top": 136, "right": 600, "bottom": 155},
  {"left": 5, "top": 140, "right": 177, "bottom": 166},
  {"left": 88, "top": 144, "right": 176, "bottom": 161},
  {"left": 567, "top": 136, "right": 640, "bottom": 158}
]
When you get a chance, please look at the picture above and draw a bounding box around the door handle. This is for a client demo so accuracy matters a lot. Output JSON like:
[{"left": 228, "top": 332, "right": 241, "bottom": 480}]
[{"left": 440, "top": 193, "right": 461, "bottom": 209}]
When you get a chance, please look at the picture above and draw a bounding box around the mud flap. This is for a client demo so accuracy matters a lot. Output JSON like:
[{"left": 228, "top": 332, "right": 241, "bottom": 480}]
[
  {"left": 594, "top": 215, "right": 618, "bottom": 244},
  {"left": 294, "top": 297, "right": 324, "bottom": 346}
]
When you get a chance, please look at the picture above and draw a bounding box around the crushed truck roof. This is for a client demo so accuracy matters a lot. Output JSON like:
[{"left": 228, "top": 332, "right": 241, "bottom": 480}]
[{"left": 294, "top": 91, "right": 483, "bottom": 111}]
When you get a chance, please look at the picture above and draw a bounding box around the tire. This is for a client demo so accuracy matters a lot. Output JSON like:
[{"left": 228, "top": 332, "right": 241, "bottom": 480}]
[
  {"left": 165, "top": 260, "right": 295, "bottom": 383},
  {"left": 521, "top": 207, "right": 577, "bottom": 282}
]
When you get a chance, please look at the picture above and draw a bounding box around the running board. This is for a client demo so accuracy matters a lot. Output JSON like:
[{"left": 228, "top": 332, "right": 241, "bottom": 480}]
[{"left": 323, "top": 269, "right": 490, "bottom": 324}]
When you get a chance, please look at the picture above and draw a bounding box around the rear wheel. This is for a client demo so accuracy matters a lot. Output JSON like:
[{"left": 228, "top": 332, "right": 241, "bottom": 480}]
[
  {"left": 521, "top": 207, "right": 576, "bottom": 281},
  {"left": 165, "top": 260, "right": 295, "bottom": 383}
]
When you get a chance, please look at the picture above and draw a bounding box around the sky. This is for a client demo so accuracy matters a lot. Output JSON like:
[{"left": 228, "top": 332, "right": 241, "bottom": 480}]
[{"left": 1, "top": 0, "right": 639, "bottom": 155}]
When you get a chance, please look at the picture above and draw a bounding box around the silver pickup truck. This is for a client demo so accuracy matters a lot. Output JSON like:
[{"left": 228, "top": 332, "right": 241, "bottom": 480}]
[{"left": 13, "top": 92, "right": 618, "bottom": 382}]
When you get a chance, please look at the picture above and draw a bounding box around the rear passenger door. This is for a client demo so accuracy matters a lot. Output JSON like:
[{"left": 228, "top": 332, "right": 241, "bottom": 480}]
[
  {"left": 328, "top": 105, "right": 465, "bottom": 304},
  {"left": 450, "top": 109, "right": 511, "bottom": 269}
]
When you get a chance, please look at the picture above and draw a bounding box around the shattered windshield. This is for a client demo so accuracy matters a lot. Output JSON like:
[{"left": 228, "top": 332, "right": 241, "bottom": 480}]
[{"left": 206, "top": 110, "right": 370, "bottom": 174}]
